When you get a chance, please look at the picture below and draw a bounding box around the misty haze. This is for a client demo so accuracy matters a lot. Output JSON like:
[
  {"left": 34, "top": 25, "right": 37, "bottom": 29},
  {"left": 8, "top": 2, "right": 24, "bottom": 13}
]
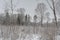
[{"left": 0, "top": 0, "right": 60, "bottom": 40}]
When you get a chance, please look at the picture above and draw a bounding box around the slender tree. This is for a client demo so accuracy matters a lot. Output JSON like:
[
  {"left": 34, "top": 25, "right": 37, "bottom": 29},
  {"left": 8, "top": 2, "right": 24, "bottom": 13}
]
[
  {"left": 3, "top": 0, "right": 10, "bottom": 25},
  {"left": 17, "top": 14, "right": 20, "bottom": 25},
  {"left": 25, "top": 14, "right": 28, "bottom": 25},
  {"left": 17, "top": 8, "right": 25, "bottom": 25},
  {"left": 35, "top": 3, "right": 47, "bottom": 27},
  {"left": 46, "top": 1, "right": 58, "bottom": 40},
  {"left": 56, "top": 0, "right": 60, "bottom": 21},
  {"left": 46, "top": 0, "right": 58, "bottom": 27},
  {"left": 34, "top": 15, "right": 37, "bottom": 23},
  {"left": 11, "top": 0, "right": 13, "bottom": 14},
  {"left": 33, "top": 15, "right": 37, "bottom": 33},
  {"left": 45, "top": 12, "right": 50, "bottom": 27},
  {"left": 27, "top": 14, "right": 31, "bottom": 25}
]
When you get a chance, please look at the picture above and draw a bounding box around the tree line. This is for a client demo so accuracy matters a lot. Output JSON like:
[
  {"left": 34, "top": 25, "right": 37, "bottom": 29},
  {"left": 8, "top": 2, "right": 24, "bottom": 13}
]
[{"left": 0, "top": 0, "right": 60, "bottom": 26}]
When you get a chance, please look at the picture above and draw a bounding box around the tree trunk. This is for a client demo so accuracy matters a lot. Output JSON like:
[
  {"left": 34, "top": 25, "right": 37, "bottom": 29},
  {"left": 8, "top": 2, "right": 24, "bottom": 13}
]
[
  {"left": 41, "top": 13, "right": 43, "bottom": 27},
  {"left": 52, "top": 0, "right": 58, "bottom": 27},
  {"left": 47, "top": 21, "right": 48, "bottom": 27}
]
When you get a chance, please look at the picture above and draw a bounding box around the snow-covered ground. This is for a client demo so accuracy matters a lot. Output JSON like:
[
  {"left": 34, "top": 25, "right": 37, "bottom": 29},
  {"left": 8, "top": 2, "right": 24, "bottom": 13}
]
[{"left": 0, "top": 25, "right": 59, "bottom": 40}]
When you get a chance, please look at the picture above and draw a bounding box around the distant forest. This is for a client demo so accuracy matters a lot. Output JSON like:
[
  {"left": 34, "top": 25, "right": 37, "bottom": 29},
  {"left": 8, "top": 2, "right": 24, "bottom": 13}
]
[{"left": 0, "top": 0, "right": 60, "bottom": 27}]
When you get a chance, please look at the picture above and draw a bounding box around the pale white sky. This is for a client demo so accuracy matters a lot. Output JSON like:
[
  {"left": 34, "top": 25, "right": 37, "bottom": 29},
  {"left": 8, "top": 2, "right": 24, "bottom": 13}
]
[
  {"left": 0, "top": 0, "right": 55, "bottom": 22},
  {"left": 0, "top": 0, "right": 53, "bottom": 17},
  {"left": 0, "top": 0, "right": 57, "bottom": 22}
]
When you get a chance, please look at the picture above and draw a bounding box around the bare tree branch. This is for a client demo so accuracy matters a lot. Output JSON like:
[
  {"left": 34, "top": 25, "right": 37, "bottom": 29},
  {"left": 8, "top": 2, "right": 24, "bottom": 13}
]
[
  {"left": 11, "top": 0, "right": 13, "bottom": 14},
  {"left": 46, "top": 0, "right": 53, "bottom": 10}
]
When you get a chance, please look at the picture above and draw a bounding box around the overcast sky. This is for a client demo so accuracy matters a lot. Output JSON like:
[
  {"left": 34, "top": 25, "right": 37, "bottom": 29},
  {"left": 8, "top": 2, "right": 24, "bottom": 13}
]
[
  {"left": 0, "top": 0, "right": 57, "bottom": 22},
  {"left": 0, "top": 0, "right": 55, "bottom": 22},
  {"left": 0, "top": 0, "right": 53, "bottom": 15}
]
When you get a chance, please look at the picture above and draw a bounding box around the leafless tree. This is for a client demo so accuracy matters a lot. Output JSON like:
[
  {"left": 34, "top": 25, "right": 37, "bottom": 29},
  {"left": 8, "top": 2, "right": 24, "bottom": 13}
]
[
  {"left": 17, "top": 8, "right": 25, "bottom": 25},
  {"left": 10, "top": 0, "right": 19, "bottom": 14},
  {"left": 4, "top": 0, "right": 19, "bottom": 14},
  {"left": 25, "top": 14, "right": 28, "bottom": 25},
  {"left": 2, "top": 0, "right": 10, "bottom": 25},
  {"left": 27, "top": 14, "right": 31, "bottom": 25},
  {"left": 11, "top": 0, "right": 13, "bottom": 14},
  {"left": 35, "top": 3, "right": 47, "bottom": 27},
  {"left": 56, "top": 0, "right": 60, "bottom": 21},
  {"left": 46, "top": 0, "right": 58, "bottom": 27},
  {"left": 45, "top": 12, "right": 50, "bottom": 27},
  {"left": 46, "top": 0, "right": 58, "bottom": 39},
  {"left": 34, "top": 15, "right": 37, "bottom": 24}
]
